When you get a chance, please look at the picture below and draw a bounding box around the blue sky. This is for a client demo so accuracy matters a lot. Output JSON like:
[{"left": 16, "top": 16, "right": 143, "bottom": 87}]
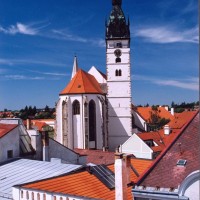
[{"left": 0, "top": 0, "right": 198, "bottom": 110}]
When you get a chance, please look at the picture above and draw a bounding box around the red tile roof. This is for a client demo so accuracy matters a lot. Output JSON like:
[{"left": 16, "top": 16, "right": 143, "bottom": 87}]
[
  {"left": 136, "top": 111, "right": 199, "bottom": 189},
  {"left": 136, "top": 111, "right": 197, "bottom": 153},
  {"left": 0, "top": 123, "right": 18, "bottom": 138},
  {"left": 22, "top": 158, "right": 152, "bottom": 200},
  {"left": 136, "top": 107, "right": 174, "bottom": 122},
  {"left": 60, "top": 69, "right": 103, "bottom": 95},
  {"left": 108, "top": 158, "right": 153, "bottom": 183},
  {"left": 136, "top": 129, "right": 180, "bottom": 152},
  {"left": 168, "top": 111, "right": 197, "bottom": 129},
  {"left": 74, "top": 149, "right": 115, "bottom": 165},
  {"left": 22, "top": 170, "right": 133, "bottom": 200},
  {"left": 33, "top": 121, "right": 48, "bottom": 132}
]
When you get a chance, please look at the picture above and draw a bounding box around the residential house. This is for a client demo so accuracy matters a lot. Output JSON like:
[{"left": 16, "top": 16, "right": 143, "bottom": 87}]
[
  {"left": 121, "top": 111, "right": 197, "bottom": 159},
  {"left": 132, "top": 111, "right": 199, "bottom": 199}
]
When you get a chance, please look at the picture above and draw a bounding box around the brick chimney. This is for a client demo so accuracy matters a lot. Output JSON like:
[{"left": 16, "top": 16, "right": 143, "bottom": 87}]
[{"left": 115, "top": 153, "right": 132, "bottom": 200}]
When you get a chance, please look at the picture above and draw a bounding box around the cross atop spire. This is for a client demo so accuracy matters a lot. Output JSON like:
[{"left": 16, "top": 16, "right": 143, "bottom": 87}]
[
  {"left": 71, "top": 56, "right": 79, "bottom": 80},
  {"left": 112, "top": 0, "right": 122, "bottom": 6}
]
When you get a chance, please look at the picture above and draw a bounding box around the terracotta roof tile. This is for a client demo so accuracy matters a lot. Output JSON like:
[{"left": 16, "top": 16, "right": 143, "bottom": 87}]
[
  {"left": 33, "top": 121, "right": 48, "bottom": 132},
  {"left": 22, "top": 170, "right": 133, "bottom": 200},
  {"left": 168, "top": 111, "right": 197, "bottom": 129},
  {"left": 107, "top": 158, "right": 153, "bottom": 183},
  {"left": 136, "top": 107, "right": 174, "bottom": 122},
  {"left": 60, "top": 69, "right": 103, "bottom": 95},
  {"left": 136, "top": 111, "right": 197, "bottom": 153},
  {"left": 0, "top": 123, "right": 18, "bottom": 138},
  {"left": 74, "top": 149, "right": 115, "bottom": 165},
  {"left": 137, "top": 112, "right": 199, "bottom": 189}
]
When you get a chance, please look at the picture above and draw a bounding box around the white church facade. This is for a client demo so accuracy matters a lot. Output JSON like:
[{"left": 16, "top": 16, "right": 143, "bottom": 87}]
[{"left": 55, "top": 0, "right": 132, "bottom": 151}]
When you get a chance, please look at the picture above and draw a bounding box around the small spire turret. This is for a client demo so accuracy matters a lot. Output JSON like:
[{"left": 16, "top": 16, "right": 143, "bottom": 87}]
[{"left": 71, "top": 56, "right": 79, "bottom": 80}]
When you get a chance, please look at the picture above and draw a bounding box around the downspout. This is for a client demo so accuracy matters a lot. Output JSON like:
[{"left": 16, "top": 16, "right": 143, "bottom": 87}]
[{"left": 82, "top": 94, "right": 84, "bottom": 149}]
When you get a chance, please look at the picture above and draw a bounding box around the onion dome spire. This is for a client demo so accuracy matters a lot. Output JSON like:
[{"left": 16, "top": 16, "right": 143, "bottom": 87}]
[{"left": 106, "top": 0, "right": 130, "bottom": 39}]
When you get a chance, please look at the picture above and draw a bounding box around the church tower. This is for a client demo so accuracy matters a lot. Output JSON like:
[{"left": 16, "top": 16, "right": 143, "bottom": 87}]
[{"left": 106, "top": 0, "right": 132, "bottom": 150}]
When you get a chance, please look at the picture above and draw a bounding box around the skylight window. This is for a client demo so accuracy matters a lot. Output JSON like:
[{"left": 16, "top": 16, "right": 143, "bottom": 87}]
[{"left": 177, "top": 159, "right": 187, "bottom": 167}]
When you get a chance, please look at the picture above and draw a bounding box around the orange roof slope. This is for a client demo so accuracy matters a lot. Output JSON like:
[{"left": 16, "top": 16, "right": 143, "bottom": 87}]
[
  {"left": 22, "top": 170, "right": 132, "bottom": 200},
  {"left": 135, "top": 111, "right": 197, "bottom": 153},
  {"left": 168, "top": 110, "right": 197, "bottom": 129},
  {"left": 136, "top": 107, "right": 174, "bottom": 122},
  {"left": 108, "top": 158, "right": 153, "bottom": 183},
  {"left": 0, "top": 123, "right": 18, "bottom": 138},
  {"left": 136, "top": 112, "right": 199, "bottom": 189},
  {"left": 60, "top": 69, "right": 103, "bottom": 95}
]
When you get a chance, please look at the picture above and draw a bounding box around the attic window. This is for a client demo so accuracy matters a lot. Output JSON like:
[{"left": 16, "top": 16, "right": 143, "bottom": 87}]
[
  {"left": 177, "top": 159, "right": 187, "bottom": 167},
  {"left": 78, "top": 84, "right": 81, "bottom": 88}
]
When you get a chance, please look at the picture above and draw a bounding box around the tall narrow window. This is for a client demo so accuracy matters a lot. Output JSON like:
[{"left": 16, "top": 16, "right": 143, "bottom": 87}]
[
  {"left": 37, "top": 193, "right": 40, "bottom": 200},
  {"left": 115, "top": 70, "right": 119, "bottom": 76},
  {"left": 26, "top": 191, "right": 29, "bottom": 199},
  {"left": 32, "top": 192, "right": 34, "bottom": 200},
  {"left": 119, "top": 69, "right": 122, "bottom": 76},
  {"left": 21, "top": 190, "right": 23, "bottom": 198},
  {"left": 73, "top": 100, "right": 80, "bottom": 115},
  {"left": 43, "top": 194, "right": 46, "bottom": 200},
  {"left": 89, "top": 100, "right": 96, "bottom": 144}
]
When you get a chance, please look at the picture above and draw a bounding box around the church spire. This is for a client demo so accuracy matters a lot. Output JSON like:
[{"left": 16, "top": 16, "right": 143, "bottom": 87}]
[
  {"left": 112, "top": 0, "right": 122, "bottom": 6},
  {"left": 71, "top": 56, "right": 79, "bottom": 80},
  {"left": 106, "top": 0, "right": 130, "bottom": 39}
]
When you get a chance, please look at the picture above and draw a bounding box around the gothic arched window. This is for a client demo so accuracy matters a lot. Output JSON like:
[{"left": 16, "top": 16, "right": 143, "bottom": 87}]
[
  {"left": 119, "top": 69, "right": 122, "bottom": 76},
  {"left": 73, "top": 100, "right": 80, "bottom": 115},
  {"left": 115, "top": 70, "right": 119, "bottom": 76},
  {"left": 37, "top": 193, "right": 40, "bottom": 200},
  {"left": 89, "top": 100, "right": 96, "bottom": 143}
]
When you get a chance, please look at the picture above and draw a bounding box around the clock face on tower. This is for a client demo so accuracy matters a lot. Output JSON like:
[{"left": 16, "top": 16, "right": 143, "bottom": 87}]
[{"left": 114, "top": 49, "right": 122, "bottom": 57}]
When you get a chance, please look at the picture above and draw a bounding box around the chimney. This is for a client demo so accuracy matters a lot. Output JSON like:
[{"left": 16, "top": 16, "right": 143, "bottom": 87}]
[
  {"left": 171, "top": 107, "right": 174, "bottom": 116},
  {"left": 26, "top": 118, "right": 31, "bottom": 130},
  {"left": 115, "top": 153, "right": 132, "bottom": 200},
  {"left": 164, "top": 125, "right": 170, "bottom": 135},
  {"left": 41, "top": 130, "right": 49, "bottom": 161}
]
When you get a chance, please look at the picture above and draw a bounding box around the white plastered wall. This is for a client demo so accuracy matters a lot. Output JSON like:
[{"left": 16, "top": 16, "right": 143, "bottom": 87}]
[
  {"left": 121, "top": 133, "right": 153, "bottom": 159},
  {"left": 56, "top": 93, "right": 105, "bottom": 150},
  {"left": 0, "top": 127, "right": 20, "bottom": 163}
]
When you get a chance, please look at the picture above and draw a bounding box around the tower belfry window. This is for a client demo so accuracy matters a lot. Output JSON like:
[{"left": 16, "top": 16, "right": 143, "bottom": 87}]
[
  {"left": 116, "top": 42, "right": 122, "bottom": 48},
  {"left": 116, "top": 57, "right": 121, "bottom": 63},
  {"left": 115, "top": 70, "right": 119, "bottom": 76},
  {"left": 119, "top": 69, "right": 122, "bottom": 76}
]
